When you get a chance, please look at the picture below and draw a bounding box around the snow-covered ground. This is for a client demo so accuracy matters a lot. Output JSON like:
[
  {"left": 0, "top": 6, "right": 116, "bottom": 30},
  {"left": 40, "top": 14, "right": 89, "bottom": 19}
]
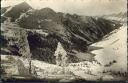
[
  {"left": 1, "top": 55, "right": 74, "bottom": 79},
  {"left": 68, "top": 61, "right": 104, "bottom": 80},
  {"left": 66, "top": 23, "right": 127, "bottom": 80},
  {"left": 91, "top": 24, "right": 127, "bottom": 72}
]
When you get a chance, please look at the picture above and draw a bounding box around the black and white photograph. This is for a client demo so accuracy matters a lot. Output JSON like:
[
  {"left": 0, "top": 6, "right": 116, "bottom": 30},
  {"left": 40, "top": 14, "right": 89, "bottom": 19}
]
[{"left": 1, "top": 0, "right": 127, "bottom": 82}]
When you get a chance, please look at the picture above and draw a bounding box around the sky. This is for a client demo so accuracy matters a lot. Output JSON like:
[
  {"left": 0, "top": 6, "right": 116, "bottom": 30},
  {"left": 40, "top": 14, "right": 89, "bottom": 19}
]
[{"left": 1, "top": 0, "right": 127, "bottom": 16}]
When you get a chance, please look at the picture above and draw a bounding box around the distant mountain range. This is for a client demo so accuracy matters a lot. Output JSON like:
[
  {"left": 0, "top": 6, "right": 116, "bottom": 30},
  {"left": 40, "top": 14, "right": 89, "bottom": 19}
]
[
  {"left": 103, "top": 12, "right": 127, "bottom": 18},
  {"left": 1, "top": 2, "right": 123, "bottom": 64},
  {"left": 101, "top": 12, "right": 127, "bottom": 23}
]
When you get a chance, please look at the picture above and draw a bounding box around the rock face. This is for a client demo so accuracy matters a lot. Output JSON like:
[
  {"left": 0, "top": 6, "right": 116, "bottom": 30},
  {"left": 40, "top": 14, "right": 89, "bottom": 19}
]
[
  {"left": 1, "top": 2, "right": 122, "bottom": 64},
  {"left": 1, "top": 23, "right": 31, "bottom": 58}
]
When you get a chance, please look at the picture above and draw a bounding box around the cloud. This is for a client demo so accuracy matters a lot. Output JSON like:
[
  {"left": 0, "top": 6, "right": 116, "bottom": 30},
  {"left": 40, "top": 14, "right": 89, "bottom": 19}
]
[{"left": 1, "top": 0, "right": 127, "bottom": 16}]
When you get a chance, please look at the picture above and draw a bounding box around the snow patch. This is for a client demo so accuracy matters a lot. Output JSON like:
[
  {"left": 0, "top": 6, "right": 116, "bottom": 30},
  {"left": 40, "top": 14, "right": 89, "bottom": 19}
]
[{"left": 91, "top": 24, "right": 127, "bottom": 72}]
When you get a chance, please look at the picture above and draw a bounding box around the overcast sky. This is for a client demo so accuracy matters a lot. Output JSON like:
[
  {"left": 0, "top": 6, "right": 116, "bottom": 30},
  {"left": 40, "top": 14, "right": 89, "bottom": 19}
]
[{"left": 1, "top": 0, "right": 127, "bottom": 16}]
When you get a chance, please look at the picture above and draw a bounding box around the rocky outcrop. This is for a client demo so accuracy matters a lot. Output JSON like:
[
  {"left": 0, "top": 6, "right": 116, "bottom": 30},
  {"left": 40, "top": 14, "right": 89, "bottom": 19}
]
[{"left": 1, "top": 23, "right": 31, "bottom": 58}]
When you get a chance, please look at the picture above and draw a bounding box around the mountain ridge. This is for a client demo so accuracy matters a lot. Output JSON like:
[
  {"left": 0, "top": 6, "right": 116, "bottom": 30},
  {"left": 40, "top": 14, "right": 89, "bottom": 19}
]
[{"left": 1, "top": 2, "right": 122, "bottom": 64}]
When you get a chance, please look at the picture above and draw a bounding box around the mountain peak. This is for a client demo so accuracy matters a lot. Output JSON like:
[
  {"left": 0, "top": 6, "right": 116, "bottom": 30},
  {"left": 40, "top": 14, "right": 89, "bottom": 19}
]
[
  {"left": 40, "top": 7, "right": 56, "bottom": 13},
  {"left": 3, "top": 1, "right": 32, "bottom": 22},
  {"left": 15, "top": 1, "right": 32, "bottom": 9},
  {"left": 42, "top": 7, "right": 53, "bottom": 11}
]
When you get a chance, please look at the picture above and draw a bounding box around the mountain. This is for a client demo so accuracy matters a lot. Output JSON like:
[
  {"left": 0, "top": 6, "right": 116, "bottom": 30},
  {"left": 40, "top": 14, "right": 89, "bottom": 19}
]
[
  {"left": 1, "top": 2, "right": 122, "bottom": 64},
  {"left": 2, "top": 2, "right": 32, "bottom": 22},
  {"left": 102, "top": 12, "right": 127, "bottom": 23},
  {"left": 1, "top": 6, "right": 11, "bottom": 15},
  {"left": 1, "top": 6, "right": 11, "bottom": 23},
  {"left": 105, "top": 12, "right": 127, "bottom": 18}
]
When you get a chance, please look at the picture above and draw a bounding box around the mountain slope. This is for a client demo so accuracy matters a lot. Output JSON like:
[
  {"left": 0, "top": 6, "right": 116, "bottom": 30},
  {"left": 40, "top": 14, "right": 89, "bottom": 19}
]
[
  {"left": 91, "top": 24, "right": 127, "bottom": 72},
  {"left": 17, "top": 7, "right": 122, "bottom": 52},
  {"left": 1, "top": 2, "right": 122, "bottom": 64},
  {"left": 1, "top": 6, "right": 11, "bottom": 15},
  {"left": 3, "top": 2, "right": 32, "bottom": 22}
]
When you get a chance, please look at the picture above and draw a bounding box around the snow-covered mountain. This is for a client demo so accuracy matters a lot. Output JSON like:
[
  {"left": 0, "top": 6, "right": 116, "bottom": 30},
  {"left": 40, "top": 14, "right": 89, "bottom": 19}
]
[
  {"left": 1, "top": 2, "right": 127, "bottom": 81},
  {"left": 102, "top": 12, "right": 127, "bottom": 24}
]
